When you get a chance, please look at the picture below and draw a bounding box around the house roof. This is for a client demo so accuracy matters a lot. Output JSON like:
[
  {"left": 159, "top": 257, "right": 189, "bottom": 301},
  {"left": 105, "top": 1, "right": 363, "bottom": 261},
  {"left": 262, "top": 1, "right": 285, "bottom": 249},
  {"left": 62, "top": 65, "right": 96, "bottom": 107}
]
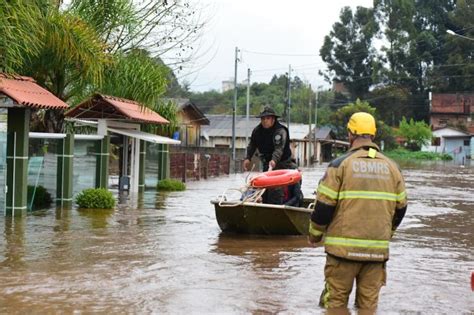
[
  {"left": 167, "top": 98, "right": 209, "bottom": 125},
  {"left": 431, "top": 93, "right": 474, "bottom": 114},
  {"left": 432, "top": 126, "right": 471, "bottom": 137},
  {"left": 0, "top": 73, "right": 69, "bottom": 110},
  {"left": 201, "top": 115, "right": 259, "bottom": 138},
  {"left": 65, "top": 94, "right": 169, "bottom": 124}
]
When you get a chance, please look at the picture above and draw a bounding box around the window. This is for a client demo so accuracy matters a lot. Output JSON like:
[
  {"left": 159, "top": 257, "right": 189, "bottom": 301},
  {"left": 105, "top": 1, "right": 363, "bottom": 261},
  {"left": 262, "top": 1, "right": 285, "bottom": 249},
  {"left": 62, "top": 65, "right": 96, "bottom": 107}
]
[
  {"left": 432, "top": 137, "right": 441, "bottom": 146},
  {"left": 464, "top": 140, "right": 470, "bottom": 146}
]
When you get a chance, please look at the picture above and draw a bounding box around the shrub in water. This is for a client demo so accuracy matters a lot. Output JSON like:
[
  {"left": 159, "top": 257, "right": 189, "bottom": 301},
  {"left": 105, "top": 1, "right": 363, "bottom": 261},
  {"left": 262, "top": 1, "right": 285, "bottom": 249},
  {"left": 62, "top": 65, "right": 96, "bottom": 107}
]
[
  {"left": 27, "top": 185, "right": 52, "bottom": 210},
  {"left": 157, "top": 179, "right": 186, "bottom": 191},
  {"left": 75, "top": 188, "right": 115, "bottom": 209}
]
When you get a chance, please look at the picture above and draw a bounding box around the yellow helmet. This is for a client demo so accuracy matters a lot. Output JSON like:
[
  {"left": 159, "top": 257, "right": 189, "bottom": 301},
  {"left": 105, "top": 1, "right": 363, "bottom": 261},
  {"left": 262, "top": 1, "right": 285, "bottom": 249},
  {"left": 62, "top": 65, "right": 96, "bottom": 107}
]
[{"left": 347, "top": 112, "right": 376, "bottom": 136}]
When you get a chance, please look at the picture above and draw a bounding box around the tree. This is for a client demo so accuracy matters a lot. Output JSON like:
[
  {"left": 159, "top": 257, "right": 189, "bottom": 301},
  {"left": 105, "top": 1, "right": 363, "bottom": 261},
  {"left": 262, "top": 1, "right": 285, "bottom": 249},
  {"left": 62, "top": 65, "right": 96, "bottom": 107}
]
[
  {"left": 397, "top": 117, "right": 432, "bottom": 151},
  {"left": 329, "top": 99, "right": 395, "bottom": 148},
  {"left": 368, "top": 85, "right": 411, "bottom": 126},
  {"left": 431, "top": 0, "right": 474, "bottom": 92},
  {"left": 70, "top": 0, "right": 206, "bottom": 73},
  {"left": 1, "top": 0, "right": 206, "bottom": 132},
  {"left": 320, "top": 6, "right": 380, "bottom": 99},
  {"left": 0, "top": 0, "right": 44, "bottom": 72},
  {"left": 329, "top": 99, "right": 377, "bottom": 139}
]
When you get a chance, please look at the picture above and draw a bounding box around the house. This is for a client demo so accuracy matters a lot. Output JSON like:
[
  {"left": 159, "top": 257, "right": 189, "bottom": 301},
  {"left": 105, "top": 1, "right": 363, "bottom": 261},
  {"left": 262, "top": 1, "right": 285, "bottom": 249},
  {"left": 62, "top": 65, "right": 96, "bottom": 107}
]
[
  {"left": 422, "top": 127, "right": 471, "bottom": 163},
  {"left": 430, "top": 93, "right": 474, "bottom": 134},
  {"left": 169, "top": 98, "right": 209, "bottom": 147},
  {"left": 201, "top": 115, "right": 345, "bottom": 164},
  {"left": 289, "top": 124, "right": 343, "bottom": 165},
  {"left": 201, "top": 115, "right": 258, "bottom": 150}
]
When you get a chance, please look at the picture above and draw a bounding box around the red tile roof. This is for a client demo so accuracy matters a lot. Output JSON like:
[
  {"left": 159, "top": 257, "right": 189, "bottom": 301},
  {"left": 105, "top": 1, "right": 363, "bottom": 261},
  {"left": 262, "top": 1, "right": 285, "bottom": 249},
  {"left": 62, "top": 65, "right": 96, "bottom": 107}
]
[
  {"left": 66, "top": 94, "right": 169, "bottom": 124},
  {"left": 0, "top": 73, "right": 68, "bottom": 109},
  {"left": 431, "top": 93, "right": 474, "bottom": 114}
]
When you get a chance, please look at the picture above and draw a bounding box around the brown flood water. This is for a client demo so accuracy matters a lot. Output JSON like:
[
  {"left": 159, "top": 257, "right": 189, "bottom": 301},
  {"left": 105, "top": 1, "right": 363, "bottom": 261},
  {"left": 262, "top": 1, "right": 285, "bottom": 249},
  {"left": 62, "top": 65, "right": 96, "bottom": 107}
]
[{"left": 0, "top": 162, "right": 473, "bottom": 314}]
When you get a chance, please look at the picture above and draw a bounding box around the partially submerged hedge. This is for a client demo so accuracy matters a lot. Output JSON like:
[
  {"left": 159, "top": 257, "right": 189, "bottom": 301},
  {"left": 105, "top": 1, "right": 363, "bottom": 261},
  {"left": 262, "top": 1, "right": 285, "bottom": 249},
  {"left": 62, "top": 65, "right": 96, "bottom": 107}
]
[
  {"left": 27, "top": 185, "right": 52, "bottom": 210},
  {"left": 385, "top": 149, "right": 453, "bottom": 161},
  {"left": 157, "top": 179, "right": 186, "bottom": 191},
  {"left": 75, "top": 188, "right": 115, "bottom": 209}
]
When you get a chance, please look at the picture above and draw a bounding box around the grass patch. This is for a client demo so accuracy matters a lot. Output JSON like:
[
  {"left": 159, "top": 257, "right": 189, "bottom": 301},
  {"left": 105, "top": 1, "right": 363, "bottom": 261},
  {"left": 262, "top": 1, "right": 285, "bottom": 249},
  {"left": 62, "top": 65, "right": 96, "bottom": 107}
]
[
  {"left": 384, "top": 148, "right": 453, "bottom": 161},
  {"left": 157, "top": 179, "right": 186, "bottom": 191},
  {"left": 75, "top": 188, "right": 115, "bottom": 209}
]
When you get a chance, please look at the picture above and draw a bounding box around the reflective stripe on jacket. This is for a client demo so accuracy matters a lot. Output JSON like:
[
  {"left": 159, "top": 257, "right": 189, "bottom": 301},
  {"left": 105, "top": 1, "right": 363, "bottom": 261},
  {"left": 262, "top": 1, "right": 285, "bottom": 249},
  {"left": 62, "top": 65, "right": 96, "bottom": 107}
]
[{"left": 312, "top": 139, "right": 407, "bottom": 262}]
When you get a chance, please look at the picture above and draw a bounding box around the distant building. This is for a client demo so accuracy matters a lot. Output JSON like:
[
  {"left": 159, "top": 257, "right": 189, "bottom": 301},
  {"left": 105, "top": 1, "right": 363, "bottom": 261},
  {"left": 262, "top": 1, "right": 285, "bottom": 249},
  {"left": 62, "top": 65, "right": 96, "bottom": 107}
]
[
  {"left": 222, "top": 79, "right": 235, "bottom": 92},
  {"left": 167, "top": 98, "right": 209, "bottom": 147},
  {"left": 430, "top": 93, "right": 474, "bottom": 134},
  {"left": 422, "top": 127, "right": 471, "bottom": 163},
  {"left": 201, "top": 115, "right": 347, "bottom": 164},
  {"left": 332, "top": 80, "right": 350, "bottom": 97}
]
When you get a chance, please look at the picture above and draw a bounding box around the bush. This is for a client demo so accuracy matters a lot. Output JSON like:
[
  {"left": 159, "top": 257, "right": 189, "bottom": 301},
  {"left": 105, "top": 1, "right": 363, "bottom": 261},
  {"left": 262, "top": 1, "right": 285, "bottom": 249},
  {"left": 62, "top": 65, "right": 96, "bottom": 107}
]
[
  {"left": 397, "top": 117, "right": 432, "bottom": 151},
  {"left": 75, "top": 188, "right": 115, "bottom": 209},
  {"left": 157, "top": 178, "right": 186, "bottom": 191},
  {"left": 27, "top": 185, "right": 52, "bottom": 210},
  {"left": 385, "top": 148, "right": 453, "bottom": 161}
]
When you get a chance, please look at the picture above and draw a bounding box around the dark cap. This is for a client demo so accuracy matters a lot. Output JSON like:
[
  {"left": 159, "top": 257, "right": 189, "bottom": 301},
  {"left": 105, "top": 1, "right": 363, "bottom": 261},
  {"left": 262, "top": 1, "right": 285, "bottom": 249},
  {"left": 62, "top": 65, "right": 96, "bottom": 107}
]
[{"left": 256, "top": 106, "right": 280, "bottom": 118}]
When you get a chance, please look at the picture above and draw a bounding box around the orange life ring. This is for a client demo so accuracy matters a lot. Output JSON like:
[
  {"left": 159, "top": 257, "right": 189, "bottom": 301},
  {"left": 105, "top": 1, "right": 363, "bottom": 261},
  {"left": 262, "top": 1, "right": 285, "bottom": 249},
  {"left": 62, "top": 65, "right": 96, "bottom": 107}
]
[{"left": 250, "top": 169, "right": 302, "bottom": 189}]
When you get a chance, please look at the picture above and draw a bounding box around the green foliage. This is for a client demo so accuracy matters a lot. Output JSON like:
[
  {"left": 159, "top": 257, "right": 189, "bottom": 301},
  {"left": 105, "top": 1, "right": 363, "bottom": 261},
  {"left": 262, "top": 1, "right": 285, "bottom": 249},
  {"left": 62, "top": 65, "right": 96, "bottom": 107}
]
[
  {"left": 27, "top": 185, "right": 52, "bottom": 210},
  {"left": 0, "top": 0, "right": 44, "bottom": 72},
  {"left": 368, "top": 86, "right": 411, "bottom": 126},
  {"left": 385, "top": 148, "right": 452, "bottom": 161},
  {"left": 329, "top": 99, "right": 397, "bottom": 150},
  {"left": 98, "top": 50, "right": 168, "bottom": 108},
  {"left": 157, "top": 179, "right": 186, "bottom": 191},
  {"left": 148, "top": 100, "right": 180, "bottom": 138},
  {"left": 397, "top": 117, "right": 432, "bottom": 151},
  {"left": 329, "top": 99, "right": 377, "bottom": 138},
  {"left": 75, "top": 188, "right": 116, "bottom": 209}
]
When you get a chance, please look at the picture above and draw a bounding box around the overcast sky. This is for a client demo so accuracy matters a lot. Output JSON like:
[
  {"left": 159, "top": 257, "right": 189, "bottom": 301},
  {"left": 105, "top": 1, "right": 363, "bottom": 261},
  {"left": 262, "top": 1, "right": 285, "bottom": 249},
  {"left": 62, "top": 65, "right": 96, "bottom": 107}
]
[{"left": 178, "top": 0, "right": 374, "bottom": 92}]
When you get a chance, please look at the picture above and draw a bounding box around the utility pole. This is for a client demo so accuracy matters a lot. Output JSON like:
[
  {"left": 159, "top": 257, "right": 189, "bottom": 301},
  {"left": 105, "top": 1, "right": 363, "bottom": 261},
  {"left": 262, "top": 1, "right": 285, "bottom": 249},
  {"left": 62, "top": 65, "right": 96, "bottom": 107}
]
[
  {"left": 245, "top": 68, "right": 251, "bottom": 145},
  {"left": 315, "top": 89, "right": 320, "bottom": 163},
  {"left": 308, "top": 84, "right": 312, "bottom": 165},
  {"left": 287, "top": 65, "right": 292, "bottom": 133},
  {"left": 232, "top": 47, "right": 239, "bottom": 163}
]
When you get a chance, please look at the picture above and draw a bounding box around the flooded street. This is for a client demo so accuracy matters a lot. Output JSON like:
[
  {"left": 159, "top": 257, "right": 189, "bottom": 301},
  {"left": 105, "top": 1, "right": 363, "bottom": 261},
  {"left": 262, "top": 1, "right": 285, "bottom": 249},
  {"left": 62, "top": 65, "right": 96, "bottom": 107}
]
[{"left": 0, "top": 163, "right": 473, "bottom": 314}]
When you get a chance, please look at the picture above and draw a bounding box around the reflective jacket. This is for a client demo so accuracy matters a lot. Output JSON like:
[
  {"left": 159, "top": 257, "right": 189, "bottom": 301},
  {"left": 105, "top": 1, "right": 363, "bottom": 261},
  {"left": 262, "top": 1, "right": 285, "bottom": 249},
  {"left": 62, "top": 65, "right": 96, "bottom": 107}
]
[{"left": 309, "top": 139, "right": 407, "bottom": 262}]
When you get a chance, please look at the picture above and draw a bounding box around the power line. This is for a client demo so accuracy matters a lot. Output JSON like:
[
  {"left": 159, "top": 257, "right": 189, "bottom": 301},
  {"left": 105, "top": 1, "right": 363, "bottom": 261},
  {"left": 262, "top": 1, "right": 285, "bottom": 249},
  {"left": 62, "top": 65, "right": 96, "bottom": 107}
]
[{"left": 241, "top": 49, "right": 318, "bottom": 57}]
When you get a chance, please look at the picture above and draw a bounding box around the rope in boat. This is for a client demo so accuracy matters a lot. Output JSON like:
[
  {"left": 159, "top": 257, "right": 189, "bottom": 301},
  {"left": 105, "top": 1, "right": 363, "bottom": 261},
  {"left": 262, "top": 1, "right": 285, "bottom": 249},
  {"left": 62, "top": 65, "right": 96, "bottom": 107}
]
[
  {"left": 217, "top": 186, "right": 266, "bottom": 207},
  {"left": 218, "top": 165, "right": 267, "bottom": 207}
]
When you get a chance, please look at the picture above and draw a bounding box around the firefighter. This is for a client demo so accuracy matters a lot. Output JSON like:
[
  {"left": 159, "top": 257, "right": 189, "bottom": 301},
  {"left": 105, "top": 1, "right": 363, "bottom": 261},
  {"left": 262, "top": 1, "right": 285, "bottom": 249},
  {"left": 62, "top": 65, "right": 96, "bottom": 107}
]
[{"left": 308, "top": 112, "right": 408, "bottom": 313}]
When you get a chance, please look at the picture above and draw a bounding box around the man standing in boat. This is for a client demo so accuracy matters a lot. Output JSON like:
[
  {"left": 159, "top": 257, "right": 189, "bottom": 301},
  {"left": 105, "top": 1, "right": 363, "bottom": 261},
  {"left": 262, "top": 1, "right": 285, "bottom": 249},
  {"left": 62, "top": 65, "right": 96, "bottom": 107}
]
[
  {"left": 243, "top": 105, "right": 297, "bottom": 204},
  {"left": 243, "top": 105, "right": 296, "bottom": 172},
  {"left": 308, "top": 112, "right": 408, "bottom": 313}
]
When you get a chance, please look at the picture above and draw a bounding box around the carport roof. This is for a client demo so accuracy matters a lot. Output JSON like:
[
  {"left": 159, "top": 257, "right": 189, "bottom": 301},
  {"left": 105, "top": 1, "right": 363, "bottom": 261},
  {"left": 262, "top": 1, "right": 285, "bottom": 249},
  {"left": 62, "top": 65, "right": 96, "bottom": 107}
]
[
  {"left": 0, "top": 73, "right": 68, "bottom": 109},
  {"left": 66, "top": 94, "right": 169, "bottom": 124}
]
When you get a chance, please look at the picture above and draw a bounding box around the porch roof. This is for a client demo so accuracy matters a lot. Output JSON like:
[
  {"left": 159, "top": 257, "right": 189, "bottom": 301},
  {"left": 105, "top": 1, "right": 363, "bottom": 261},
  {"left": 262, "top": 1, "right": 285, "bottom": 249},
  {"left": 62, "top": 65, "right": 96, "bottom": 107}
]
[
  {"left": 66, "top": 94, "right": 169, "bottom": 125},
  {"left": 0, "top": 73, "right": 68, "bottom": 109}
]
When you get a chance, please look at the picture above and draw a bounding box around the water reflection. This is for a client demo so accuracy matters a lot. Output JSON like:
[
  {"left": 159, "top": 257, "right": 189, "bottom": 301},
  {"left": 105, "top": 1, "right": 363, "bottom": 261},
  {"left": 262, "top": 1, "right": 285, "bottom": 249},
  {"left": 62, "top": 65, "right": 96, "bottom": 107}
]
[
  {"left": 212, "top": 233, "right": 309, "bottom": 271},
  {"left": 1, "top": 217, "right": 26, "bottom": 269}
]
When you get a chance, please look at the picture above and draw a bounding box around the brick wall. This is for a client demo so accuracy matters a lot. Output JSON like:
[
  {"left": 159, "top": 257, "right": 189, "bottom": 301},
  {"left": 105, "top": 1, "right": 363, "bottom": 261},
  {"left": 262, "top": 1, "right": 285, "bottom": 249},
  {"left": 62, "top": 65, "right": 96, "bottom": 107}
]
[{"left": 169, "top": 147, "right": 246, "bottom": 182}]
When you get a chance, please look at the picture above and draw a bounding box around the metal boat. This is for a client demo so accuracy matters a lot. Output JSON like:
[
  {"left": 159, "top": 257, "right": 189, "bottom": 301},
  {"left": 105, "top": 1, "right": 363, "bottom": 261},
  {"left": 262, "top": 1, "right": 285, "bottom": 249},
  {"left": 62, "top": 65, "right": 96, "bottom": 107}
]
[{"left": 211, "top": 197, "right": 314, "bottom": 235}]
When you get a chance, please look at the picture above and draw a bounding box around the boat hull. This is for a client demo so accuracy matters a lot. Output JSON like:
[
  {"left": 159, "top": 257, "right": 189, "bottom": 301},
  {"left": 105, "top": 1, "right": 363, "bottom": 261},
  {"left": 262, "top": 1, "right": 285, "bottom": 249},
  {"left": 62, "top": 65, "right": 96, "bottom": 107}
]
[{"left": 212, "top": 199, "right": 313, "bottom": 235}]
